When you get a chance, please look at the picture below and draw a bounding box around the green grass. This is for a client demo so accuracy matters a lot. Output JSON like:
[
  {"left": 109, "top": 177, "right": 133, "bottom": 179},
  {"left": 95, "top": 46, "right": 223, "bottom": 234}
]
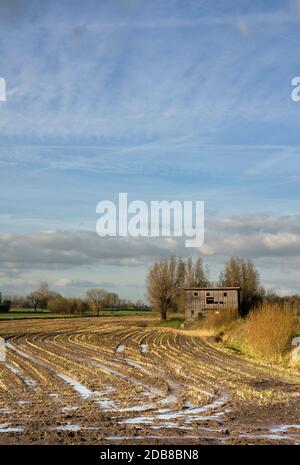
[
  {"left": 154, "top": 317, "right": 184, "bottom": 329},
  {"left": 0, "top": 307, "right": 153, "bottom": 320}
]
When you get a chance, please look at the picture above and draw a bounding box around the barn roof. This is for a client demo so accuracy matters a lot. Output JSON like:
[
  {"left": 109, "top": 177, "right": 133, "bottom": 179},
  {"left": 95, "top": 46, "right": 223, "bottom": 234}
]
[{"left": 183, "top": 286, "right": 241, "bottom": 290}]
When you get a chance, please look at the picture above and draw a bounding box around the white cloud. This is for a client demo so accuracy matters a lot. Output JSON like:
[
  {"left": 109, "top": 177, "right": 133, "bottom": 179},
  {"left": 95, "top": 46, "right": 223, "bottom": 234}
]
[
  {"left": 0, "top": 213, "right": 300, "bottom": 269},
  {"left": 1, "top": 212, "right": 300, "bottom": 295}
]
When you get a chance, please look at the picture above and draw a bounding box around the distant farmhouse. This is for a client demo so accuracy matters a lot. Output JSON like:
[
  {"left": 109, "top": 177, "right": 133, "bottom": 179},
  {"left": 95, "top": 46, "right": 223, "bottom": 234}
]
[
  {"left": 184, "top": 287, "right": 240, "bottom": 319},
  {"left": 0, "top": 292, "right": 11, "bottom": 313}
]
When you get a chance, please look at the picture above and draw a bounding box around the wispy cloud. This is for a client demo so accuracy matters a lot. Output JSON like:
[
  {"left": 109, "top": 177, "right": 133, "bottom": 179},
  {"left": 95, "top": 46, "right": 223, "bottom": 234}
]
[{"left": 0, "top": 1, "right": 299, "bottom": 297}]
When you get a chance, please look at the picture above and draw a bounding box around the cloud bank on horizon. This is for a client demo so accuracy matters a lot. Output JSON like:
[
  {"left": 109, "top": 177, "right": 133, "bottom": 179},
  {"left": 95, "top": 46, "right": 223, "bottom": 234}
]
[{"left": 0, "top": 0, "right": 300, "bottom": 298}]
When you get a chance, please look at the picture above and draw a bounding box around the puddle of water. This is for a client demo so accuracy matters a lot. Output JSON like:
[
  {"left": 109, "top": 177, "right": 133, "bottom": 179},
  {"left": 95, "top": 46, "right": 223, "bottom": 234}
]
[
  {"left": 0, "top": 423, "right": 23, "bottom": 433},
  {"left": 6, "top": 341, "right": 99, "bottom": 403},
  {"left": 239, "top": 432, "right": 299, "bottom": 444},
  {"left": 150, "top": 422, "right": 185, "bottom": 429},
  {"left": 189, "top": 412, "right": 225, "bottom": 422},
  {"left": 97, "top": 397, "right": 116, "bottom": 410},
  {"left": 5, "top": 362, "right": 37, "bottom": 388},
  {"left": 156, "top": 408, "right": 172, "bottom": 414},
  {"left": 6, "top": 342, "right": 43, "bottom": 366},
  {"left": 141, "top": 344, "right": 148, "bottom": 353},
  {"left": 269, "top": 424, "right": 300, "bottom": 433},
  {"left": 155, "top": 393, "right": 228, "bottom": 422},
  {"left": 104, "top": 386, "right": 114, "bottom": 392},
  {"left": 118, "top": 404, "right": 156, "bottom": 413},
  {"left": 118, "top": 392, "right": 228, "bottom": 428},
  {"left": 24, "top": 378, "right": 36, "bottom": 388},
  {"left": 52, "top": 424, "right": 82, "bottom": 432},
  {"left": 4, "top": 363, "right": 21, "bottom": 375},
  {"left": 50, "top": 424, "right": 97, "bottom": 432},
  {"left": 61, "top": 406, "right": 79, "bottom": 412},
  {"left": 91, "top": 360, "right": 163, "bottom": 398},
  {"left": 0, "top": 408, "right": 11, "bottom": 414},
  {"left": 107, "top": 434, "right": 203, "bottom": 441},
  {"left": 158, "top": 393, "right": 178, "bottom": 405},
  {"left": 116, "top": 345, "right": 125, "bottom": 353},
  {"left": 16, "top": 400, "right": 29, "bottom": 405},
  {"left": 239, "top": 424, "right": 300, "bottom": 444},
  {"left": 57, "top": 373, "right": 93, "bottom": 399},
  {"left": 120, "top": 416, "right": 157, "bottom": 425},
  {"left": 124, "top": 358, "right": 153, "bottom": 376}
]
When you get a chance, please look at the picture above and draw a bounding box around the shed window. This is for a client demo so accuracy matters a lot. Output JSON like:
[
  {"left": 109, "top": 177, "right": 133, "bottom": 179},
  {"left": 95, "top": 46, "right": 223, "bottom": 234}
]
[
  {"left": 206, "top": 292, "right": 210, "bottom": 296},
  {"left": 206, "top": 297, "right": 214, "bottom": 304},
  {"left": 223, "top": 292, "right": 227, "bottom": 297}
]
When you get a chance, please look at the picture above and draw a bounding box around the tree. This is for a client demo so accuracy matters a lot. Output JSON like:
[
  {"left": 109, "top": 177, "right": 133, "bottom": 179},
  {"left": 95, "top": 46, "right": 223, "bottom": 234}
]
[
  {"left": 36, "top": 282, "right": 49, "bottom": 311},
  {"left": 48, "top": 297, "right": 67, "bottom": 314},
  {"left": 86, "top": 288, "right": 108, "bottom": 316},
  {"left": 183, "top": 257, "right": 209, "bottom": 287},
  {"left": 191, "top": 257, "right": 209, "bottom": 287},
  {"left": 174, "top": 257, "right": 209, "bottom": 311},
  {"left": 106, "top": 292, "right": 120, "bottom": 309},
  {"left": 6, "top": 295, "right": 27, "bottom": 308},
  {"left": 48, "top": 297, "right": 90, "bottom": 315},
  {"left": 146, "top": 257, "right": 179, "bottom": 320},
  {"left": 175, "top": 257, "right": 186, "bottom": 288},
  {"left": 27, "top": 283, "right": 60, "bottom": 312},
  {"left": 135, "top": 299, "right": 147, "bottom": 309},
  {"left": 78, "top": 299, "right": 89, "bottom": 315},
  {"left": 185, "top": 257, "right": 194, "bottom": 287},
  {"left": 27, "top": 291, "right": 41, "bottom": 312},
  {"left": 219, "top": 257, "right": 263, "bottom": 315}
]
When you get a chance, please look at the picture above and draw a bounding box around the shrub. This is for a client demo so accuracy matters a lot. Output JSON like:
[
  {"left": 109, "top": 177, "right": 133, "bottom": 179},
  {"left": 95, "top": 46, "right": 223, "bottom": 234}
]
[
  {"left": 244, "top": 303, "right": 297, "bottom": 360},
  {"left": 48, "top": 297, "right": 90, "bottom": 315},
  {"left": 204, "top": 308, "right": 239, "bottom": 330}
]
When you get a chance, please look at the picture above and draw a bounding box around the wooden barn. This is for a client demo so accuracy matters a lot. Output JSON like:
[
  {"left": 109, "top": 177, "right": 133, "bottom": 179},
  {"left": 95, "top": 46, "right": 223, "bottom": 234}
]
[{"left": 184, "top": 287, "right": 240, "bottom": 319}]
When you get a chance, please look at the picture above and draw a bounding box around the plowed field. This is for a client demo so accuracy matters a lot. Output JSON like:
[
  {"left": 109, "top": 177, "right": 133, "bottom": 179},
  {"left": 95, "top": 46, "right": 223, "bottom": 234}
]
[{"left": 0, "top": 316, "right": 299, "bottom": 444}]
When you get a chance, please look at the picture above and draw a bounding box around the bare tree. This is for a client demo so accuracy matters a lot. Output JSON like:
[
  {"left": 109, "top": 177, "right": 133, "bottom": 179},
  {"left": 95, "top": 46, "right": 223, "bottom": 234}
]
[
  {"left": 37, "top": 282, "right": 51, "bottom": 311},
  {"left": 175, "top": 257, "right": 186, "bottom": 287},
  {"left": 27, "top": 282, "right": 58, "bottom": 312},
  {"left": 146, "top": 257, "right": 179, "bottom": 320},
  {"left": 86, "top": 288, "right": 108, "bottom": 316},
  {"left": 27, "top": 291, "right": 40, "bottom": 312},
  {"left": 48, "top": 297, "right": 90, "bottom": 316},
  {"left": 185, "top": 257, "right": 194, "bottom": 287},
  {"left": 219, "top": 257, "right": 263, "bottom": 315},
  {"left": 191, "top": 257, "right": 209, "bottom": 287},
  {"left": 106, "top": 292, "right": 120, "bottom": 309}
]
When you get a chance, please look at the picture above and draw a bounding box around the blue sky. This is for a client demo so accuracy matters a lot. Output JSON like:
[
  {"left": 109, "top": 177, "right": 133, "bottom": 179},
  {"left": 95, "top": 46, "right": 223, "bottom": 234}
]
[{"left": 0, "top": 0, "right": 300, "bottom": 299}]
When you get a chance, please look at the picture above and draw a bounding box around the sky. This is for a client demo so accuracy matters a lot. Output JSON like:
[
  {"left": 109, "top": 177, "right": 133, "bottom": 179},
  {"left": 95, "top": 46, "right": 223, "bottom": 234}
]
[{"left": 0, "top": 0, "right": 300, "bottom": 299}]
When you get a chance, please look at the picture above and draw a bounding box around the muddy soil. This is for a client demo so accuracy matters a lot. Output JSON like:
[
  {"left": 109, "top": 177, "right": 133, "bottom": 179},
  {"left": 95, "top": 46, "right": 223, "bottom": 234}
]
[{"left": 0, "top": 316, "right": 299, "bottom": 445}]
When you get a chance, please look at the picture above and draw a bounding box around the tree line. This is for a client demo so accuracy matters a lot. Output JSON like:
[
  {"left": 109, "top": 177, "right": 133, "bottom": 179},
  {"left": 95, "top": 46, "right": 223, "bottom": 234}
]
[{"left": 6, "top": 282, "right": 148, "bottom": 315}]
